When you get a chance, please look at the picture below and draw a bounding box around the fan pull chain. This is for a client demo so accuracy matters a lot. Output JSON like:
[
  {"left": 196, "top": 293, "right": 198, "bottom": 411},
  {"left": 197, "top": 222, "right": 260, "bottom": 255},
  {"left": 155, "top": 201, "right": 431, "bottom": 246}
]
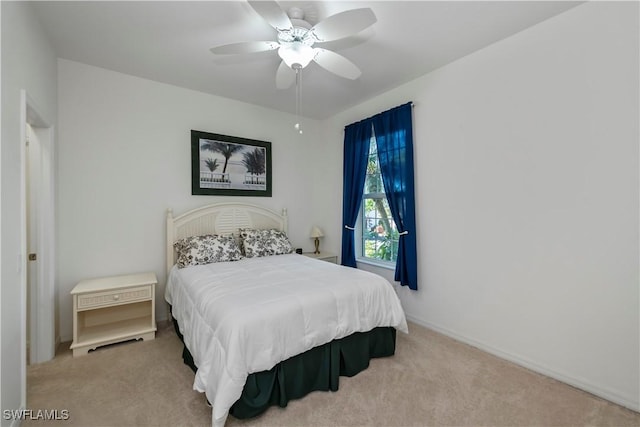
[{"left": 294, "top": 66, "right": 303, "bottom": 135}]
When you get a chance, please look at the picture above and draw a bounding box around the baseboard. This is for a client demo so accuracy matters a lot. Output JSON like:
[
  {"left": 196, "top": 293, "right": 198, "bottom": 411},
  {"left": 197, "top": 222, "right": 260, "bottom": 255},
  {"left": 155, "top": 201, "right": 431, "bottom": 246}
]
[{"left": 405, "top": 314, "right": 640, "bottom": 413}]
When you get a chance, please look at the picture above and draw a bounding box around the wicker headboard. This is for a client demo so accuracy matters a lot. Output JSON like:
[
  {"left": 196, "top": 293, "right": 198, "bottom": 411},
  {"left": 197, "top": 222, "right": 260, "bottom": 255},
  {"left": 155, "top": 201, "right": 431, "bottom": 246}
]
[{"left": 166, "top": 202, "right": 288, "bottom": 273}]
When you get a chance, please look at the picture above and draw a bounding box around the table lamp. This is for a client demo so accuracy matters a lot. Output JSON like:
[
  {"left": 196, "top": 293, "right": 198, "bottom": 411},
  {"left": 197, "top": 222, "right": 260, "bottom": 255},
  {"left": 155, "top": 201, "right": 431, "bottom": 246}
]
[{"left": 310, "top": 226, "right": 324, "bottom": 254}]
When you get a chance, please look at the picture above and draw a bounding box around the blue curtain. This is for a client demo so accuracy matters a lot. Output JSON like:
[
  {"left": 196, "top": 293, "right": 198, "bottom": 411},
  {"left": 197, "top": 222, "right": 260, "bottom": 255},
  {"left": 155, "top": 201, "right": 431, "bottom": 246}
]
[
  {"left": 371, "top": 103, "right": 418, "bottom": 290},
  {"left": 341, "top": 120, "right": 372, "bottom": 267}
]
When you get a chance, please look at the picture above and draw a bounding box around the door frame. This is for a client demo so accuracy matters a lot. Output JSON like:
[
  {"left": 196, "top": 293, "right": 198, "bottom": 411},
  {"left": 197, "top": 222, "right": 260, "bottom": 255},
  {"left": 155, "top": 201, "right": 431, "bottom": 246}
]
[{"left": 20, "top": 90, "right": 56, "bottom": 400}]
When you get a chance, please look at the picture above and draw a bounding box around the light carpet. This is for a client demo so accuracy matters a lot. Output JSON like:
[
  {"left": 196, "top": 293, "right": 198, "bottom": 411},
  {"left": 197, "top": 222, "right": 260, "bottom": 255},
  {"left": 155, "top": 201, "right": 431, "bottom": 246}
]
[{"left": 23, "top": 322, "right": 639, "bottom": 426}]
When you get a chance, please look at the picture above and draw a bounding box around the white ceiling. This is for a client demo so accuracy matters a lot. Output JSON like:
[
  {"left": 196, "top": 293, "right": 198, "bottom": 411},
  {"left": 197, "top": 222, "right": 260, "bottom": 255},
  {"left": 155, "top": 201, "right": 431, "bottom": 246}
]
[{"left": 31, "top": 1, "right": 581, "bottom": 119}]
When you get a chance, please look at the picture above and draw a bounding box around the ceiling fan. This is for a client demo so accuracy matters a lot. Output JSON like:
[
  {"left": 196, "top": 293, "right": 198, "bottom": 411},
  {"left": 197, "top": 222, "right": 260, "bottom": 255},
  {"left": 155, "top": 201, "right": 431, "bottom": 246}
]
[{"left": 210, "top": 0, "right": 377, "bottom": 90}]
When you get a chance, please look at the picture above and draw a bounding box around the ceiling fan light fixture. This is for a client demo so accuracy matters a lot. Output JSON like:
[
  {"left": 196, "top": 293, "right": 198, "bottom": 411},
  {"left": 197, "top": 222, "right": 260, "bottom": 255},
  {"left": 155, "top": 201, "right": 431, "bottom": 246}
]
[
  {"left": 278, "top": 42, "right": 315, "bottom": 69},
  {"left": 213, "top": 1, "right": 377, "bottom": 133}
]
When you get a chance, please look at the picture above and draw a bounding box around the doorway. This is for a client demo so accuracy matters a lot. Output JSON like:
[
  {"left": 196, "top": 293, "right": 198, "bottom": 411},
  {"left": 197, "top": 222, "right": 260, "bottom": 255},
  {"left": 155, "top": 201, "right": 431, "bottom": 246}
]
[{"left": 20, "top": 90, "right": 56, "bottom": 373}]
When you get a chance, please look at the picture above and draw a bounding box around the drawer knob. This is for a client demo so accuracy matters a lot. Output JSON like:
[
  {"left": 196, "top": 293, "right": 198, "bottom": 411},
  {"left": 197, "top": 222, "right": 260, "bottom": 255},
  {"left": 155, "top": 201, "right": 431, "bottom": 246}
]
[{"left": 113, "top": 294, "right": 120, "bottom": 301}]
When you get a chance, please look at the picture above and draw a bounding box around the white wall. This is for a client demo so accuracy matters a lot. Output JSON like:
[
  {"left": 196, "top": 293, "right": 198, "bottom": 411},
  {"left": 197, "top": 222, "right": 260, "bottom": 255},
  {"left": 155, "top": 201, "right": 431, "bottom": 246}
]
[
  {"left": 56, "top": 60, "right": 327, "bottom": 342},
  {"left": 324, "top": 2, "right": 639, "bottom": 411},
  {"left": 1, "top": 1, "right": 58, "bottom": 422}
]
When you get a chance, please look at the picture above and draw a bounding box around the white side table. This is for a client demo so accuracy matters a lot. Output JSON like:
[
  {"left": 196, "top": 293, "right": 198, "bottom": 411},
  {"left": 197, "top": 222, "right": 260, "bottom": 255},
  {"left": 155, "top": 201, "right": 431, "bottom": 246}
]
[
  {"left": 303, "top": 252, "right": 338, "bottom": 264},
  {"left": 70, "top": 272, "right": 157, "bottom": 357}
]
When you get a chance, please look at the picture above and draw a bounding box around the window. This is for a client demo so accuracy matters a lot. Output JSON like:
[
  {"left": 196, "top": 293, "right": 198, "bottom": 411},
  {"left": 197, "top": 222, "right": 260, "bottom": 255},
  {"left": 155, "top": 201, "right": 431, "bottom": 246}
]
[
  {"left": 360, "top": 136, "right": 398, "bottom": 263},
  {"left": 342, "top": 102, "right": 416, "bottom": 289}
]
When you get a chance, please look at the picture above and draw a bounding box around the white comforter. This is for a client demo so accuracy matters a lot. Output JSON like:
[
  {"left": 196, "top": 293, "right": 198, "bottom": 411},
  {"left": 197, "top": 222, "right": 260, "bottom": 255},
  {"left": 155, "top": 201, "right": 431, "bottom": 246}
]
[{"left": 166, "top": 253, "right": 408, "bottom": 427}]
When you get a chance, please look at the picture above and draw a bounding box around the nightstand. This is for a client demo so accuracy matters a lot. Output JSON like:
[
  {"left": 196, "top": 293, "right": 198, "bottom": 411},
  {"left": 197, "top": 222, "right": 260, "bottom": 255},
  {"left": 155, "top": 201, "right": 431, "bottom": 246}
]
[
  {"left": 70, "top": 272, "right": 157, "bottom": 357},
  {"left": 303, "top": 252, "right": 338, "bottom": 264}
]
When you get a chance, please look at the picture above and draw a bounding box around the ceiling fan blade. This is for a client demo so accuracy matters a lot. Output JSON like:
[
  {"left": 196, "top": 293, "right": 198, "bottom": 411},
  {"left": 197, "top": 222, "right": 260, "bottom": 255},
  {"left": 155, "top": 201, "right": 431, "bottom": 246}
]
[
  {"left": 248, "top": 0, "right": 292, "bottom": 32},
  {"left": 313, "top": 48, "right": 361, "bottom": 80},
  {"left": 309, "top": 8, "right": 376, "bottom": 42},
  {"left": 210, "top": 41, "right": 279, "bottom": 55},
  {"left": 276, "top": 61, "right": 296, "bottom": 89}
]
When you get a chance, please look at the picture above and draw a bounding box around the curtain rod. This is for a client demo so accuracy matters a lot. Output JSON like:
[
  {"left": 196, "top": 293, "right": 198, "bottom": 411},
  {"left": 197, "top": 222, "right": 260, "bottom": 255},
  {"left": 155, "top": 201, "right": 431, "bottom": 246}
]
[
  {"left": 379, "top": 101, "right": 414, "bottom": 115},
  {"left": 346, "top": 101, "right": 414, "bottom": 128}
]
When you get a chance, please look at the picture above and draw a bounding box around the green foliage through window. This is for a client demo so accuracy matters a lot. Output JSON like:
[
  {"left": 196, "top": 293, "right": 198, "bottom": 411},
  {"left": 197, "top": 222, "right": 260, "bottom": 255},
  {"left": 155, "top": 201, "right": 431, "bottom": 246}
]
[{"left": 361, "top": 137, "right": 398, "bottom": 263}]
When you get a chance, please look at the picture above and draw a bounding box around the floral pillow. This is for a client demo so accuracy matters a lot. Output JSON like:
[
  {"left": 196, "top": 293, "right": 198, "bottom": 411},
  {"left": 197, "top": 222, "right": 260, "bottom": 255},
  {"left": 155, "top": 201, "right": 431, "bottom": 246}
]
[
  {"left": 174, "top": 234, "right": 243, "bottom": 268},
  {"left": 239, "top": 228, "right": 293, "bottom": 258}
]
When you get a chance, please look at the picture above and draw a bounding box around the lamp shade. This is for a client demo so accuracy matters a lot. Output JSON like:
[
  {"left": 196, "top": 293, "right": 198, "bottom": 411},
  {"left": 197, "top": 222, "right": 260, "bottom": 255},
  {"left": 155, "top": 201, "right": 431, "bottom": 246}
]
[
  {"left": 278, "top": 42, "right": 315, "bottom": 69},
  {"left": 309, "top": 226, "right": 324, "bottom": 238}
]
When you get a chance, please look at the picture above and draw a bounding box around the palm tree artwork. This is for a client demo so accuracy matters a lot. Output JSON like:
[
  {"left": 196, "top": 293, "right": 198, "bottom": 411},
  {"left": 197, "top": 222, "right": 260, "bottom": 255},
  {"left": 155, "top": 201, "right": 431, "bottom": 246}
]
[
  {"left": 203, "top": 158, "right": 220, "bottom": 182},
  {"left": 242, "top": 148, "right": 266, "bottom": 184},
  {"left": 192, "top": 130, "right": 271, "bottom": 196},
  {"left": 201, "top": 140, "right": 244, "bottom": 174}
]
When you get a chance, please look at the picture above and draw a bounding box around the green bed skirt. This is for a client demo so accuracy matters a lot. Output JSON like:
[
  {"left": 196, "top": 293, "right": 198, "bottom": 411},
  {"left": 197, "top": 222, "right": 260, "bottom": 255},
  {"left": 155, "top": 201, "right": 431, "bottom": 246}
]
[{"left": 171, "top": 313, "right": 396, "bottom": 419}]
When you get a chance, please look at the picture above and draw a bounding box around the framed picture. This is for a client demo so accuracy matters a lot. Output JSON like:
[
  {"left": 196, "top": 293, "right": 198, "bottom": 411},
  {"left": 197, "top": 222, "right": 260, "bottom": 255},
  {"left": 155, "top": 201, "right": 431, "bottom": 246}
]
[{"left": 191, "top": 130, "right": 272, "bottom": 197}]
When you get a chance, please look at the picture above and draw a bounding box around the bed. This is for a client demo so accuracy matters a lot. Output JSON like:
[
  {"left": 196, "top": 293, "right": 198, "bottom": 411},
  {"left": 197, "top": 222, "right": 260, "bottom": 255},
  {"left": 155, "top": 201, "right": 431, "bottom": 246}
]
[{"left": 165, "top": 202, "right": 408, "bottom": 427}]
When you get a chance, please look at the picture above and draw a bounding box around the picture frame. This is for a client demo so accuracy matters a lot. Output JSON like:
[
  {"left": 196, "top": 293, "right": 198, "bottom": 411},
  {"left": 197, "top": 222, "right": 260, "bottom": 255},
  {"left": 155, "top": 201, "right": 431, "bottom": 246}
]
[{"left": 191, "top": 130, "right": 272, "bottom": 197}]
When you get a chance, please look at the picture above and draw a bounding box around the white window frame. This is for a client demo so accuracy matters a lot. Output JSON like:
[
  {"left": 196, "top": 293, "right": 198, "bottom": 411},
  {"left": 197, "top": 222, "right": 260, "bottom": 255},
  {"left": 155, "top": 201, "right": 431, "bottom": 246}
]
[
  {"left": 356, "top": 214, "right": 396, "bottom": 270},
  {"left": 356, "top": 137, "right": 396, "bottom": 270}
]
